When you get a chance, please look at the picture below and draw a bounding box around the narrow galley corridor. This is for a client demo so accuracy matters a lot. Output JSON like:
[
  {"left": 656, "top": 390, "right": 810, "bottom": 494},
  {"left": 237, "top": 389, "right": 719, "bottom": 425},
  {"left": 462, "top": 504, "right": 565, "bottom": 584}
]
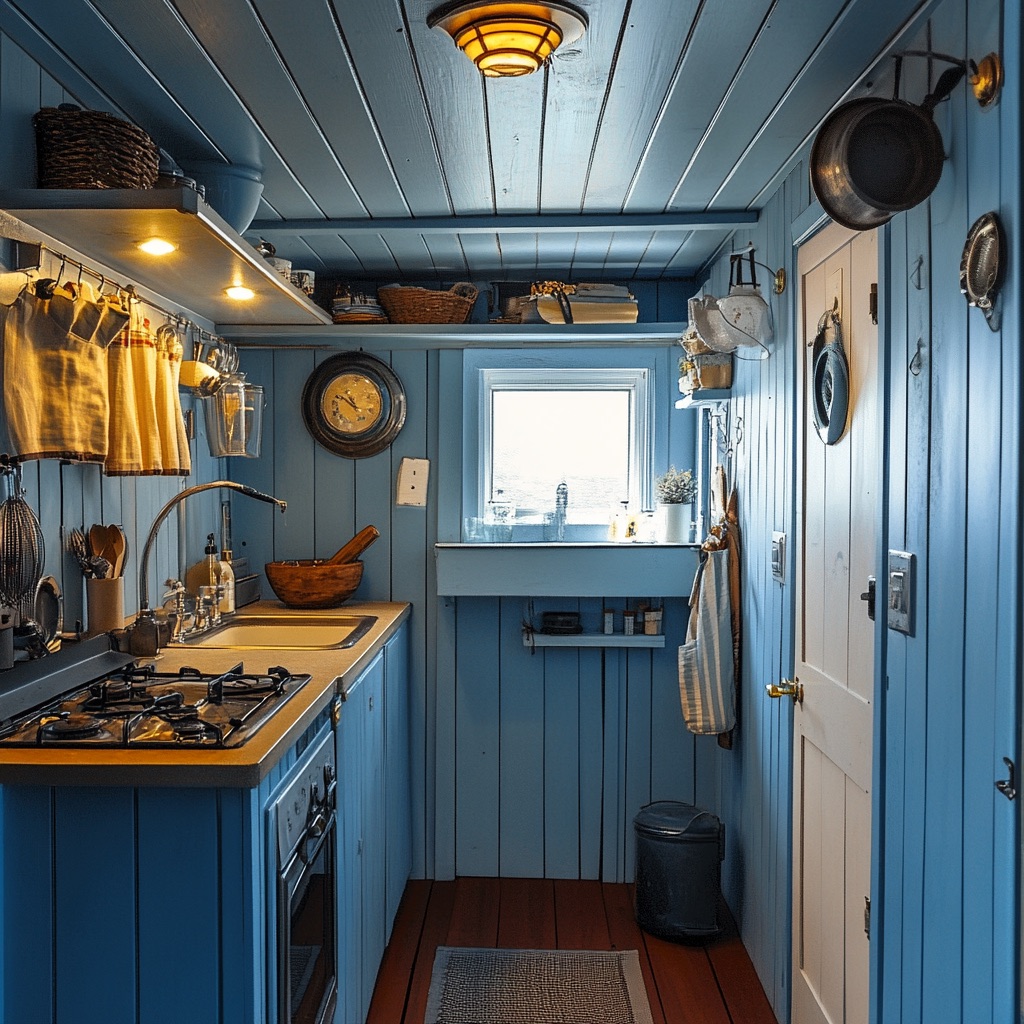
[{"left": 367, "top": 876, "right": 779, "bottom": 1024}]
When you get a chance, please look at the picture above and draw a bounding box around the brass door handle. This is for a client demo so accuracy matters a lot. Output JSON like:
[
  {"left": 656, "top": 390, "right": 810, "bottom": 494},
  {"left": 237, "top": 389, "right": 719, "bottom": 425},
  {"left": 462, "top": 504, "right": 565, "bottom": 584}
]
[{"left": 765, "top": 678, "right": 803, "bottom": 704}]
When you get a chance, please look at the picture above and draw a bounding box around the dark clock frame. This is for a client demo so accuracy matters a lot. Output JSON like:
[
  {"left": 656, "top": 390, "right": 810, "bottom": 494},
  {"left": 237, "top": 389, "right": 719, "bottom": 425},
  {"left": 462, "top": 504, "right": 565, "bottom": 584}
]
[{"left": 301, "top": 351, "right": 407, "bottom": 458}]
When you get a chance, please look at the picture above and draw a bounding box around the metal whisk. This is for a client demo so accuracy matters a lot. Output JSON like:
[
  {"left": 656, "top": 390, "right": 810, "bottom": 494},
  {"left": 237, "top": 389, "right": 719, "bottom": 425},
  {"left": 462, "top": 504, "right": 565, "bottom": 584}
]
[{"left": 0, "top": 461, "right": 45, "bottom": 615}]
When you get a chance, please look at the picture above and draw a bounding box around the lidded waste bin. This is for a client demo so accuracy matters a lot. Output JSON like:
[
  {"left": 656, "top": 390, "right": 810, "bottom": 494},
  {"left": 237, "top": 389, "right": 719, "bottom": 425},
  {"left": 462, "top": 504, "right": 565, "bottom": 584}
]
[{"left": 633, "top": 800, "right": 725, "bottom": 939}]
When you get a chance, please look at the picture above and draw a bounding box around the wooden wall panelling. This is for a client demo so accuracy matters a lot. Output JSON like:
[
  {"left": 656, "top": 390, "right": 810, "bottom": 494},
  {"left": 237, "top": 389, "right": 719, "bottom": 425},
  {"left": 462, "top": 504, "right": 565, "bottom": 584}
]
[
  {"left": 454, "top": 595, "right": 501, "bottom": 876},
  {"left": 433, "top": 349, "right": 463, "bottom": 880},
  {"left": 601, "top": 646, "right": 627, "bottom": 882},
  {"left": 919, "top": 4, "right": 970, "bottom": 1020},
  {"left": 648, "top": 597, "right": 694, "bottom": 805},
  {"left": 577, "top": 644, "right": 605, "bottom": 879},
  {"left": 878, "top": 201, "right": 910, "bottom": 1024},
  {"left": 498, "top": 594, "right": 546, "bottom": 877},
  {"left": 993, "top": 3, "right": 1023, "bottom": 1018},
  {"left": 271, "top": 349, "right": 319, "bottom": 563},
  {"left": 543, "top": 638, "right": 583, "bottom": 879},
  {"left": 961, "top": 0, "right": 1017, "bottom": 1018},
  {"left": 54, "top": 788, "right": 136, "bottom": 1023},
  {"left": 1, "top": 787, "right": 53, "bottom": 1021},
  {"left": 621, "top": 645, "right": 655, "bottom": 881},
  {"left": 391, "top": 347, "right": 435, "bottom": 880}
]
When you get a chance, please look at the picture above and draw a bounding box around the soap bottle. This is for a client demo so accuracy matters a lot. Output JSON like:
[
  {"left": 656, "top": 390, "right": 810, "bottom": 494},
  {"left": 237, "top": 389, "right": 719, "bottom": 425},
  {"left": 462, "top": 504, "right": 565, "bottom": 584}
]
[
  {"left": 218, "top": 548, "right": 236, "bottom": 614},
  {"left": 185, "top": 533, "right": 220, "bottom": 596}
]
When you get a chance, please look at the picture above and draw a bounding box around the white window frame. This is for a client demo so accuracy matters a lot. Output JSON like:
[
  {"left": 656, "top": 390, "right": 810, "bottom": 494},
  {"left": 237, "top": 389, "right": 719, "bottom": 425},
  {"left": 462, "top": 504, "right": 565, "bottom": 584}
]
[{"left": 476, "top": 366, "right": 653, "bottom": 526}]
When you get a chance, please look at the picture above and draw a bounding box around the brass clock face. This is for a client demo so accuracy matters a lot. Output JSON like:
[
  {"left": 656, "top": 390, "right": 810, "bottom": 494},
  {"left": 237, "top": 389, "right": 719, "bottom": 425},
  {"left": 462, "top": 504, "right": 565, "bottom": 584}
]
[{"left": 302, "top": 352, "right": 406, "bottom": 458}]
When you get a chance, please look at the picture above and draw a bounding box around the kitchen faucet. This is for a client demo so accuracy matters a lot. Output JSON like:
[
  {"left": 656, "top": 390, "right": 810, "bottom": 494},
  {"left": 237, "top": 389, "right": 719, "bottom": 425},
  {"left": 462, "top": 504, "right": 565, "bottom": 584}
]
[{"left": 128, "top": 480, "right": 287, "bottom": 655}]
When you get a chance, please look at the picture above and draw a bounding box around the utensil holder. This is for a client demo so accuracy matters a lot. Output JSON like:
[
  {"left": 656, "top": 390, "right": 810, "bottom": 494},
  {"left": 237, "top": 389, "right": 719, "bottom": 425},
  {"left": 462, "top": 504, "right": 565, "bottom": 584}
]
[{"left": 86, "top": 577, "right": 124, "bottom": 637}]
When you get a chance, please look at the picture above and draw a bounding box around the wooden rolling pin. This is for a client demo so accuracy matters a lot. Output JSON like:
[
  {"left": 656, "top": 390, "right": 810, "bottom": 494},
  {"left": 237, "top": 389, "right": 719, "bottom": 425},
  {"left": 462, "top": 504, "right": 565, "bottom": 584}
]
[{"left": 326, "top": 524, "right": 380, "bottom": 564}]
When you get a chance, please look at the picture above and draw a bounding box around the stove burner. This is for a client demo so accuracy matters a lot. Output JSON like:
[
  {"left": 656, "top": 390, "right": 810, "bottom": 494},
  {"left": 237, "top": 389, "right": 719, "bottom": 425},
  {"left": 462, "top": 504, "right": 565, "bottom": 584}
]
[
  {"left": 40, "top": 713, "right": 107, "bottom": 740},
  {"left": 0, "top": 651, "right": 311, "bottom": 749},
  {"left": 165, "top": 715, "right": 220, "bottom": 743}
]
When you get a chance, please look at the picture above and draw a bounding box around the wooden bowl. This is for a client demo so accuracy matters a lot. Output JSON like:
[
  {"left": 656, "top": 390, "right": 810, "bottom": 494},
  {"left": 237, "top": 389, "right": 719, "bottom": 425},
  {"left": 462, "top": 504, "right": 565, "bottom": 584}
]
[{"left": 264, "top": 559, "right": 363, "bottom": 609}]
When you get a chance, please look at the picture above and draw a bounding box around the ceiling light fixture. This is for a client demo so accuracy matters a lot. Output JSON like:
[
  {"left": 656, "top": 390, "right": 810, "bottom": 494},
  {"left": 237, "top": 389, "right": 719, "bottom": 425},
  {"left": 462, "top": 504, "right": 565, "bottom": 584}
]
[
  {"left": 225, "top": 285, "right": 255, "bottom": 301},
  {"left": 427, "top": 1, "right": 587, "bottom": 78},
  {"left": 137, "top": 238, "right": 176, "bottom": 256}
]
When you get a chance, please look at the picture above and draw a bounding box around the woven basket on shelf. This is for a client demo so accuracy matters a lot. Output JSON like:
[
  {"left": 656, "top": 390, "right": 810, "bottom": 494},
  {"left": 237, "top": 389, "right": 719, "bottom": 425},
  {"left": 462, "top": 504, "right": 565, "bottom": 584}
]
[
  {"left": 693, "top": 352, "right": 733, "bottom": 390},
  {"left": 33, "top": 104, "right": 160, "bottom": 190},
  {"left": 377, "top": 282, "right": 478, "bottom": 324}
]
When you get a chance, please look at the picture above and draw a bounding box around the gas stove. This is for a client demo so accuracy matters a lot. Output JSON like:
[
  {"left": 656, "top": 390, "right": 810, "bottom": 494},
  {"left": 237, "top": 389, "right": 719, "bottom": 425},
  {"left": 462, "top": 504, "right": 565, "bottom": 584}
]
[{"left": 0, "top": 635, "right": 311, "bottom": 749}]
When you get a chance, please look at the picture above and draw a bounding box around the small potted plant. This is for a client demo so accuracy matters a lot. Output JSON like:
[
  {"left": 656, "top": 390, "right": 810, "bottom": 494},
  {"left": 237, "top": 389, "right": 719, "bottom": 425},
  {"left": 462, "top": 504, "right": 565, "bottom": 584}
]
[{"left": 654, "top": 466, "right": 697, "bottom": 543}]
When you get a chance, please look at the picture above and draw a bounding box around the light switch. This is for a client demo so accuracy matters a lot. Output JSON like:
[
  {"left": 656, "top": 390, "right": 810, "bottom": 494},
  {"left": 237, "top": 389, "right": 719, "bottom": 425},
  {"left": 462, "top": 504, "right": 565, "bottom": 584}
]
[
  {"left": 396, "top": 457, "right": 430, "bottom": 507},
  {"left": 887, "top": 550, "right": 915, "bottom": 635}
]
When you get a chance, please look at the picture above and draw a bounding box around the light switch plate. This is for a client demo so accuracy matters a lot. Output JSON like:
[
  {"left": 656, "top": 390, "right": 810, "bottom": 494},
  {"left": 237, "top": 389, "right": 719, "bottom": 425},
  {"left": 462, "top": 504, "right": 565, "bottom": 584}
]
[
  {"left": 396, "top": 457, "right": 429, "bottom": 507},
  {"left": 771, "top": 531, "right": 786, "bottom": 584},
  {"left": 887, "top": 550, "right": 915, "bottom": 635}
]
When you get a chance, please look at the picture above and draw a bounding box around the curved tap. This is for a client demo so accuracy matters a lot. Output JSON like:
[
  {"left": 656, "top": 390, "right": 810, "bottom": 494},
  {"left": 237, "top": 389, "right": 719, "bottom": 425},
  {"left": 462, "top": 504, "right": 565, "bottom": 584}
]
[{"left": 138, "top": 480, "right": 286, "bottom": 614}]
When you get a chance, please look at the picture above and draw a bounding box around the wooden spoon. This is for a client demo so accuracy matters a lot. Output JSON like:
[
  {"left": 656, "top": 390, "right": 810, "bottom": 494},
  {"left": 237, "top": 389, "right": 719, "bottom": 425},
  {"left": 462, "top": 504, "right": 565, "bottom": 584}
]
[
  {"left": 88, "top": 524, "right": 124, "bottom": 578},
  {"left": 326, "top": 525, "right": 380, "bottom": 564}
]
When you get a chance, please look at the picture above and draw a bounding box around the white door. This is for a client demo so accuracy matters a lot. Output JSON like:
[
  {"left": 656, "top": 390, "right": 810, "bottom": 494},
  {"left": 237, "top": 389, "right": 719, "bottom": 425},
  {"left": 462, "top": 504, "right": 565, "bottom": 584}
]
[{"left": 788, "top": 221, "right": 879, "bottom": 1024}]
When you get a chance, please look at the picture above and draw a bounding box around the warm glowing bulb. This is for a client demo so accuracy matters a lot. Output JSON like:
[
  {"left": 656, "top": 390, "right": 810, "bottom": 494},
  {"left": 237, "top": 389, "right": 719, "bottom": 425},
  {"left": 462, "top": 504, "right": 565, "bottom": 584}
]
[
  {"left": 137, "top": 238, "right": 176, "bottom": 256},
  {"left": 225, "top": 286, "right": 255, "bottom": 301}
]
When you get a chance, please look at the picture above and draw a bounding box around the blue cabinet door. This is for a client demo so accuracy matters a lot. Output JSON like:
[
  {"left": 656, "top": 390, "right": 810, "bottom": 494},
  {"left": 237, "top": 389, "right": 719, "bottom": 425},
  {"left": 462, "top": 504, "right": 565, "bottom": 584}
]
[{"left": 384, "top": 622, "right": 412, "bottom": 936}]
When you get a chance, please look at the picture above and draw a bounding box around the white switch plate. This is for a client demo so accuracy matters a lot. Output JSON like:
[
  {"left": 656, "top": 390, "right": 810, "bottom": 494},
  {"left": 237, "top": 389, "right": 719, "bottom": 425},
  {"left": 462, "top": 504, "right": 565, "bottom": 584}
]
[
  {"left": 396, "top": 457, "right": 429, "bottom": 507},
  {"left": 887, "top": 550, "right": 915, "bottom": 635}
]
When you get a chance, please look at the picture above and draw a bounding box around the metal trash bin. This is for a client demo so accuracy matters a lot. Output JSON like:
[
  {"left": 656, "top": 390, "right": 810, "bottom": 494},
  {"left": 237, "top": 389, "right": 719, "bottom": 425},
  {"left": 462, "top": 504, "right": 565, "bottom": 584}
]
[{"left": 633, "top": 800, "right": 725, "bottom": 939}]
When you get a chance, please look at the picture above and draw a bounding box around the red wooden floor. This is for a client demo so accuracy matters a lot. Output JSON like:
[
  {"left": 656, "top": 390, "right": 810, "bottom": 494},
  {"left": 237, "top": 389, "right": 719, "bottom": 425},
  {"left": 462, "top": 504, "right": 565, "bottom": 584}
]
[{"left": 367, "top": 877, "right": 779, "bottom": 1024}]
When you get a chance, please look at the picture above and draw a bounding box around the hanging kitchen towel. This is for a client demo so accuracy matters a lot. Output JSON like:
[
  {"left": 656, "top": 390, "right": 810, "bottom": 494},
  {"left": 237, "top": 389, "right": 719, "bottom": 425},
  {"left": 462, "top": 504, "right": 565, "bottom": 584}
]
[
  {"left": 127, "top": 310, "right": 164, "bottom": 474},
  {"left": 104, "top": 298, "right": 144, "bottom": 476},
  {"left": 678, "top": 548, "right": 736, "bottom": 735},
  {"left": 1, "top": 278, "right": 109, "bottom": 462},
  {"left": 153, "top": 322, "right": 191, "bottom": 476}
]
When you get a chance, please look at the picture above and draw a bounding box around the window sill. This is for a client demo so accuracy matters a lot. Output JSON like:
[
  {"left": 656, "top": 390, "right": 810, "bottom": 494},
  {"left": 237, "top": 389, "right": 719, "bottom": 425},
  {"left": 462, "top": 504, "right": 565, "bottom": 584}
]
[{"left": 434, "top": 542, "right": 699, "bottom": 597}]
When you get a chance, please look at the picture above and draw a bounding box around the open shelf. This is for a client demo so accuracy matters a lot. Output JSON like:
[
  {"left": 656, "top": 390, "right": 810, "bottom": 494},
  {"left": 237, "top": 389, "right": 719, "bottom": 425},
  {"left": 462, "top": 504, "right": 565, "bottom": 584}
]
[
  {"left": 522, "top": 630, "right": 665, "bottom": 648},
  {"left": 0, "top": 187, "right": 332, "bottom": 328}
]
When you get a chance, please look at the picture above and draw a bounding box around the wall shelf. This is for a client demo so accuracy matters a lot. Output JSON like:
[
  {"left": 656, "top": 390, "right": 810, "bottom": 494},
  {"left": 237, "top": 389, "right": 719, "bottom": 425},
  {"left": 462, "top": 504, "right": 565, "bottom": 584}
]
[
  {"left": 523, "top": 631, "right": 665, "bottom": 648},
  {"left": 675, "top": 388, "right": 732, "bottom": 409},
  {"left": 0, "top": 187, "right": 332, "bottom": 328},
  {"left": 435, "top": 542, "right": 699, "bottom": 597},
  {"left": 217, "top": 320, "right": 690, "bottom": 348}
]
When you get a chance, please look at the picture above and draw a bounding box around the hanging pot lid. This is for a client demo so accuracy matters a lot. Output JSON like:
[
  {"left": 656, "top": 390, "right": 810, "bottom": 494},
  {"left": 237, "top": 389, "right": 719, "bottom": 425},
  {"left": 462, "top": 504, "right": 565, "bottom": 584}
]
[
  {"left": 959, "top": 211, "right": 1004, "bottom": 330},
  {"left": 811, "top": 308, "right": 850, "bottom": 446}
]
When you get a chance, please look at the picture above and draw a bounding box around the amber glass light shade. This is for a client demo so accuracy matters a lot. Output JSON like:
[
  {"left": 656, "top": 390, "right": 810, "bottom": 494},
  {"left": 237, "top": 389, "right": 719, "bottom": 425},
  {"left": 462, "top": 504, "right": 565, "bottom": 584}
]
[{"left": 428, "top": 1, "right": 586, "bottom": 77}]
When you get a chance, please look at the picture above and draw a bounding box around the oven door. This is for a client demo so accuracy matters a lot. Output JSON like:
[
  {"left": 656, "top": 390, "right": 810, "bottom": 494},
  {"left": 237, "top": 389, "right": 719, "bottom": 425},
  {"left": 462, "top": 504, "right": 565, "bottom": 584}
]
[{"left": 278, "top": 798, "right": 337, "bottom": 1024}]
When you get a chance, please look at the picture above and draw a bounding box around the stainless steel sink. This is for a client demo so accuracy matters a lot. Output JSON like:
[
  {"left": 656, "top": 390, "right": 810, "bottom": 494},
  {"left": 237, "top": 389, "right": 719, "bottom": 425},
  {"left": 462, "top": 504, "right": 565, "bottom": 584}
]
[{"left": 173, "top": 613, "right": 377, "bottom": 650}]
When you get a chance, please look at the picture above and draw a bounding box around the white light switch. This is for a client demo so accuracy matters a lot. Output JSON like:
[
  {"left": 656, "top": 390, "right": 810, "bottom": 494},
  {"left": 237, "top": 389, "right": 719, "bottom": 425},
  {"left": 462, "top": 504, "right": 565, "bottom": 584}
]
[{"left": 396, "top": 457, "right": 430, "bottom": 507}]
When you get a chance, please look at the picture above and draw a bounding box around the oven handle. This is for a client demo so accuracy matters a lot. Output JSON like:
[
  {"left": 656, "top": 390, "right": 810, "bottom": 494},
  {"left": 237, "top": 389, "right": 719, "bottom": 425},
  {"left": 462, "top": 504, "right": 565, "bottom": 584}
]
[{"left": 285, "top": 805, "right": 336, "bottom": 880}]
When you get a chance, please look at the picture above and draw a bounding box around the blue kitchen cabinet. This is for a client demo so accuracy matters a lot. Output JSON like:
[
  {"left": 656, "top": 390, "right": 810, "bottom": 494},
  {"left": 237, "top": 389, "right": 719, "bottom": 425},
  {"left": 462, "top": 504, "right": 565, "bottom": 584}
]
[
  {"left": 336, "top": 623, "right": 412, "bottom": 1024},
  {"left": 0, "top": 711, "right": 330, "bottom": 1024}
]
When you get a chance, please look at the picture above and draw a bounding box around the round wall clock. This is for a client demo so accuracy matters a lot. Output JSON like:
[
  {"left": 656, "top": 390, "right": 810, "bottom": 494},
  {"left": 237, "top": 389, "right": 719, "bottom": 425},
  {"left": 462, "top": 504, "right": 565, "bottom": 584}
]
[{"left": 301, "top": 351, "right": 406, "bottom": 458}]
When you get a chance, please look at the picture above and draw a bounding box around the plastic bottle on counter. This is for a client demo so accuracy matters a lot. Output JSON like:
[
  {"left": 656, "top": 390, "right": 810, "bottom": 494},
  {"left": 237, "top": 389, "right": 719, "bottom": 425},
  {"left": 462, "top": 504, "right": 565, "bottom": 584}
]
[
  {"left": 185, "top": 533, "right": 220, "bottom": 597},
  {"left": 218, "top": 548, "right": 235, "bottom": 614}
]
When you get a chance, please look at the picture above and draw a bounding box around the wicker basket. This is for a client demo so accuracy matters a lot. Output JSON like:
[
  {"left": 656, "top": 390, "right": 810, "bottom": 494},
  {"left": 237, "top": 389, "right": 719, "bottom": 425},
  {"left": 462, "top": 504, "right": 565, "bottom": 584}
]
[
  {"left": 377, "top": 282, "right": 478, "bottom": 324},
  {"left": 33, "top": 104, "right": 160, "bottom": 190}
]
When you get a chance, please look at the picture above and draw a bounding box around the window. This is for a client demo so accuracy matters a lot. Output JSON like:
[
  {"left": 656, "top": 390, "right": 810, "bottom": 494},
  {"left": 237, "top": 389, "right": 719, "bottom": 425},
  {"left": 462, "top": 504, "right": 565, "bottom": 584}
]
[{"left": 472, "top": 366, "right": 652, "bottom": 540}]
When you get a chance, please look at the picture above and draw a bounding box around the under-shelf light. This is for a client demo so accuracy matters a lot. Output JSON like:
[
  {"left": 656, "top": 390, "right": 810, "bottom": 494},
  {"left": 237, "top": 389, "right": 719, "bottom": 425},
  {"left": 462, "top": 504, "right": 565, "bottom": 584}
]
[
  {"left": 225, "top": 285, "right": 255, "bottom": 301},
  {"left": 137, "top": 238, "right": 176, "bottom": 256}
]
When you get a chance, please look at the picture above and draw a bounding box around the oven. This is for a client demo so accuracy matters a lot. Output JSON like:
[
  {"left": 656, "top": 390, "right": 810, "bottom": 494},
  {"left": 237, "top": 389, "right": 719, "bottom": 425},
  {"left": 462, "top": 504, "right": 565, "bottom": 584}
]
[{"left": 272, "top": 720, "right": 338, "bottom": 1024}]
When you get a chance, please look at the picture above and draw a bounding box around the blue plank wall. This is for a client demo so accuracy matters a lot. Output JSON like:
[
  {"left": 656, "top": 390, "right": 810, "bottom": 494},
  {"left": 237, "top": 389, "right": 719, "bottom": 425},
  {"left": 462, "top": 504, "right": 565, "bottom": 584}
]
[
  {"left": 0, "top": 2, "right": 1020, "bottom": 1024},
  {"left": 690, "top": 0, "right": 1021, "bottom": 1020}
]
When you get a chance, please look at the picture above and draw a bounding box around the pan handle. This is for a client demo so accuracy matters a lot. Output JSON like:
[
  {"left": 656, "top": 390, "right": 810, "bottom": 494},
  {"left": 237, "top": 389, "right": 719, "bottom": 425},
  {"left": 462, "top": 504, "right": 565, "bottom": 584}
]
[{"left": 921, "top": 64, "right": 967, "bottom": 114}]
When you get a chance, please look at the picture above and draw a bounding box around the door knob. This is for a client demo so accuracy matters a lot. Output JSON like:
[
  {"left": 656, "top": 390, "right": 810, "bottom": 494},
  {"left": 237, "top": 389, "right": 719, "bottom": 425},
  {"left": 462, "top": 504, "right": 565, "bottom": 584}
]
[
  {"left": 860, "top": 575, "right": 876, "bottom": 621},
  {"left": 765, "top": 678, "right": 803, "bottom": 703}
]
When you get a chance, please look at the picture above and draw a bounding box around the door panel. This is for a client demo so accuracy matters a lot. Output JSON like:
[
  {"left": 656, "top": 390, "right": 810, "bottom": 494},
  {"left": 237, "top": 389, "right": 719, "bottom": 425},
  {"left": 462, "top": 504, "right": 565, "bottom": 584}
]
[{"left": 791, "top": 221, "right": 878, "bottom": 1024}]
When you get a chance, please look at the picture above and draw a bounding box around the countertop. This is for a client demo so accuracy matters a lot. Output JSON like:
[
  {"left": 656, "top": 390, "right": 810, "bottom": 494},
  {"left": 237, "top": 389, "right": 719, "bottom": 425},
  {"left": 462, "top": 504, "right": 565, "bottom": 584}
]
[{"left": 0, "top": 600, "right": 410, "bottom": 789}]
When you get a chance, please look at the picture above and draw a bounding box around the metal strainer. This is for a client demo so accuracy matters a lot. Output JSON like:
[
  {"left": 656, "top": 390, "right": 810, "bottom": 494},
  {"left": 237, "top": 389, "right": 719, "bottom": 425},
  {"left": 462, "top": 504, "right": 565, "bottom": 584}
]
[{"left": 0, "top": 461, "right": 45, "bottom": 614}]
